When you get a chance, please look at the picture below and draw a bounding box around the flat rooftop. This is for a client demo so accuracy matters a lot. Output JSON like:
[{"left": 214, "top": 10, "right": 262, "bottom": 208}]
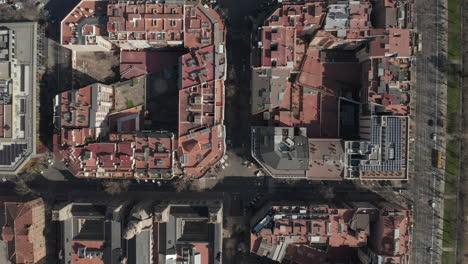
[
  {"left": 251, "top": 67, "right": 291, "bottom": 114},
  {"left": 306, "top": 138, "right": 344, "bottom": 180},
  {"left": 252, "top": 126, "right": 309, "bottom": 178},
  {"left": 0, "top": 22, "right": 37, "bottom": 174},
  {"left": 345, "top": 116, "right": 408, "bottom": 180}
]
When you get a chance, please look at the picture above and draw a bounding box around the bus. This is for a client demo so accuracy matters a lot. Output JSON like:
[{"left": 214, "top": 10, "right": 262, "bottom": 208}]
[{"left": 432, "top": 149, "right": 443, "bottom": 169}]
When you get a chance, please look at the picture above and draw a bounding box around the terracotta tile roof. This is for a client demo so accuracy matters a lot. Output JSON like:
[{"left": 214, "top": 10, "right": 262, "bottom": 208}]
[
  {"left": 120, "top": 50, "right": 183, "bottom": 80},
  {"left": 108, "top": 108, "right": 142, "bottom": 133},
  {"left": 178, "top": 125, "right": 224, "bottom": 178},
  {"left": 296, "top": 49, "right": 323, "bottom": 88},
  {"left": 252, "top": 206, "right": 369, "bottom": 252},
  {"left": 284, "top": 244, "right": 359, "bottom": 264},
  {"left": 58, "top": 2, "right": 226, "bottom": 180},
  {"left": 1, "top": 198, "right": 46, "bottom": 264},
  {"left": 251, "top": 206, "right": 411, "bottom": 263},
  {"left": 181, "top": 45, "right": 216, "bottom": 89},
  {"left": 178, "top": 78, "right": 217, "bottom": 137},
  {"left": 60, "top": 132, "right": 173, "bottom": 179},
  {"left": 61, "top": 85, "right": 92, "bottom": 128},
  {"left": 60, "top": 84, "right": 113, "bottom": 131},
  {"left": 105, "top": 2, "right": 224, "bottom": 49},
  {"left": 349, "top": 1, "right": 372, "bottom": 29},
  {"left": 365, "top": 57, "right": 411, "bottom": 115},
  {"left": 272, "top": 88, "right": 338, "bottom": 139},
  {"left": 265, "top": 3, "right": 325, "bottom": 29},
  {"left": 71, "top": 241, "right": 105, "bottom": 264},
  {"left": 193, "top": 243, "right": 210, "bottom": 264},
  {"left": 61, "top": 0, "right": 108, "bottom": 45},
  {"left": 61, "top": 127, "right": 95, "bottom": 147},
  {"left": 372, "top": 210, "right": 410, "bottom": 259},
  {"left": 369, "top": 29, "right": 411, "bottom": 58},
  {"left": 260, "top": 26, "right": 296, "bottom": 67}
]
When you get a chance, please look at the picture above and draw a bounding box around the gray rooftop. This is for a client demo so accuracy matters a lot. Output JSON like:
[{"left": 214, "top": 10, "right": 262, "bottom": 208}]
[
  {"left": 324, "top": 4, "right": 350, "bottom": 30},
  {"left": 346, "top": 116, "right": 407, "bottom": 179},
  {"left": 127, "top": 229, "right": 151, "bottom": 264},
  {"left": 59, "top": 202, "right": 126, "bottom": 264},
  {"left": 362, "top": 116, "right": 403, "bottom": 171},
  {"left": 0, "top": 22, "right": 37, "bottom": 174},
  {"left": 0, "top": 23, "right": 36, "bottom": 64},
  {"left": 251, "top": 67, "right": 291, "bottom": 114},
  {"left": 252, "top": 126, "right": 309, "bottom": 177},
  {"left": 159, "top": 204, "right": 222, "bottom": 264},
  {"left": 385, "top": 8, "right": 398, "bottom": 28}
]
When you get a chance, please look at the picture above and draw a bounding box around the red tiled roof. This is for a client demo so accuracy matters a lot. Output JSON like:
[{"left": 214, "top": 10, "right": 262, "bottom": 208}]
[
  {"left": 193, "top": 243, "right": 210, "bottom": 264},
  {"left": 1, "top": 199, "right": 45, "bottom": 264},
  {"left": 372, "top": 210, "right": 410, "bottom": 258},
  {"left": 252, "top": 206, "right": 411, "bottom": 263},
  {"left": 252, "top": 206, "right": 368, "bottom": 254},
  {"left": 105, "top": 3, "right": 224, "bottom": 49},
  {"left": 59, "top": 2, "right": 226, "bottom": 180},
  {"left": 61, "top": 132, "right": 173, "bottom": 178},
  {"left": 265, "top": 3, "right": 325, "bottom": 29},
  {"left": 349, "top": 2, "right": 372, "bottom": 29},
  {"left": 181, "top": 45, "right": 216, "bottom": 89},
  {"left": 366, "top": 57, "right": 411, "bottom": 115},
  {"left": 260, "top": 26, "right": 296, "bottom": 67},
  {"left": 61, "top": 127, "right": 95, "bottom": 147},
  {"left": 297, "top": 49, "right": 323, "bottom": 88},
  {"left": 71, "top": 241, "right": 105, "bottom": 264},
  {"left": 178, "top": 78, "right": 217, "bottom": 137},
  {"left": 120, "top": 50, "right": 183, "bottom": 80},
  {"left": 387, "top": 29, "right": 411, "bottom": 57},
  {"left": 108, "top": 108, "right": 142, "bottom": 133},
  {"left": 273, "top": 88, "right": 338, "bottom": 138},
  {"left": 369, "top": 29, "right": 411, "bottom": 57},
  {"left": 61, "top": 0, "right": 108, "bottom": 45},
  {"left": 61, "top": 85, "right": 92, "bottom": 128},
  {"left": 178, "top": 125, "right": 224, "bottom": 178}
]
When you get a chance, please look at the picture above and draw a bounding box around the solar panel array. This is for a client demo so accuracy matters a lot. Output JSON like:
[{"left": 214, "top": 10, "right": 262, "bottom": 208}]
[{"left": 361, "top": 117, "right": 403, "bottom": 172}]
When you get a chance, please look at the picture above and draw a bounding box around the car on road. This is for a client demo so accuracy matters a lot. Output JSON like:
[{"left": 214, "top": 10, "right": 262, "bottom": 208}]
[
  {"left": 394, "top": 187, "right": 409, "bottom": 194},
  {"left": 35, "top": 1, "right": 45, "bottom": 9},
  {"left": 431, "top": 133, "right": 437, "bottom": 141},
  {"left": 13, "top": 2, "right": 22, "bottom": 10},
  {"left": 255, "top": 170, "right": 265, "bottom": 177},
  {"left": 428, "top": 200, "right": 436, "bottom": 208}
]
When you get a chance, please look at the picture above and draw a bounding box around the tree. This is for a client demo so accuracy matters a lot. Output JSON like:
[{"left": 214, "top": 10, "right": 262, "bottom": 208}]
[
  {"left": 173, "top": 177, "right": 191, "bottom": 192},
  {"left": 9, "top": 171, "right": 41, "bottom": 197},
  {"left": 12, "top": 175, "right": 39, "bottom": 197},
  {"left": 320, "top": 186, "right": 335, "bottom": 201},
  {"left": 102, "top": 180, "right": 131, "bottom": 195},
  {"left": 14, "top": 180, "right": 35, "bottom": 196}
]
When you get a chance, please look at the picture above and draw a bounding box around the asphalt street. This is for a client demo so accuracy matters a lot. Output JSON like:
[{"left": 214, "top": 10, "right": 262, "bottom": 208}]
[
  {"left": 40, "top": 0, "right": 74, "bottom": 149},
  {"left": 411, "top": 0, "right": 448, "bottom": 261},
  {"left": 220, "top": 0, "right": 257, "bottom": 160},
  {"left": 22, "top": 0, "right": 448, "bottom": 263},
  {"left": 458, "top": 0, "right": 468, "bottom": 260}
]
